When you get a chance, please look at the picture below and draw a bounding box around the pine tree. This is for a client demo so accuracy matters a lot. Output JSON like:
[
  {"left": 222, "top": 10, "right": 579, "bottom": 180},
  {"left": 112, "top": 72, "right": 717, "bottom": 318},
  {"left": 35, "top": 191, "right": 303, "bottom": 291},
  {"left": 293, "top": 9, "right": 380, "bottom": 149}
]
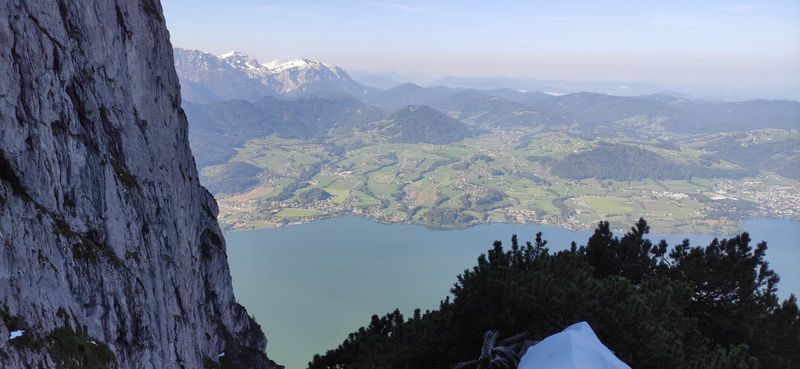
[{"left": 308, "top": 220, "right": 799, "bottom": 369}]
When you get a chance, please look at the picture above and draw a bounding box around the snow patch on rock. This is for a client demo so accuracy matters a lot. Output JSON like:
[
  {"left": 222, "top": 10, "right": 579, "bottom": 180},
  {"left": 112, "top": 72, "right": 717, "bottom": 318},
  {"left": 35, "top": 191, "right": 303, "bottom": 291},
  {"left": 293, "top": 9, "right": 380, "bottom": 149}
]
[{"left": 8, "top": 330, "right": 24, "bottom": 340}]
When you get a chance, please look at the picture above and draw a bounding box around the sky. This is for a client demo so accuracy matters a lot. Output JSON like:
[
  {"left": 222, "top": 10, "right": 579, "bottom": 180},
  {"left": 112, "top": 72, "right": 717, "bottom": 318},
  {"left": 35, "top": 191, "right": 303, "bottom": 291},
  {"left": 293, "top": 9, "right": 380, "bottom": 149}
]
[{"left": 162, "top": 0, "right": 799, "bottom": 93}]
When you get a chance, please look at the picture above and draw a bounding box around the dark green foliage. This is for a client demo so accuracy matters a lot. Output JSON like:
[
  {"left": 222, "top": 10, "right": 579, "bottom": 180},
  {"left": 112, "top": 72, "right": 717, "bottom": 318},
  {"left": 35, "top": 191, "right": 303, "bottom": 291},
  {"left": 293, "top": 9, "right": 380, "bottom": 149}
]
[
  {"left": 471, "top": 190, "right": 507, "bottom": 209},
  {"left": 550, "top": 196, "right": 576, "bottom": 216},
  {"left": 201, "top": 228, "right": 224, "bottom": 260},
  {"left": 62, "top": 193, "right": 76, "bottom": 209},
  {"left": 704, "top": 134, "right": 800, "bottom": 179},
  {"left": 54, "top": 216, "right": 75, "bottom": 237},
  {"left": 71, "top": 230, "right": 123, "bottom": 267},
  {"left": 46, "top": 324, "right": 116, "bottom": 369},
  {"left": 550, "top": 144, "right": 752, "bottom": 181},
  {"left": 433, "top": 193, "right": 450, "bottom": 207},
  {"left": 205, "top": 229, "right": 223, "bottom": 247},
  {"left": 309, "top": 218, "right": 799, "bottom": 369},
  {"left": 298, "top": 188, "right": 333, "bottom": 202},
  {"left": 140, "top": 222, "right": 150, "bottom": 237},
  {"left": 140, "top": 0, "right": 163, "bottom": 21},
  {"left": 209, "top": 338, "right": 268, "bottom": 369},
  {"left": 2, "top": 308, "right": 116, "bottom": 368},
  {"left": 585, "top": 219, "right": 667, "bottom": 283},
  {"left": 201, "top": 161, "right": 263, "bottom": 195},
  {"left": 472, "top": 154, "right": 495, "bottom": 163},
  {"left": 0, "top": 150, "right": 33, "bottom": 203},
  {"left": 51, "top": 215, "right": 124, "bottom": 268},
  {"left": 668, "top": 233, "right": 798, "bottom": 368},
  {"left": 71, "top": 241, "right": 99, "bottom": 262},
  {"left": 204, "top": 316, "right": 281, "bottom": 369},
  {"left": 379, "top": 105, "right": 469, "bottom": 144},
  {"left": 110, "top": 159, "right": 139, "bottom": 189},
  {"left": 308, "top": 307, "right": 455, "bottom": 369},
  {"left": 272, "top": 162, "right": 325, "bottom": 202},
  {"left": 1, "top": 306, "right": 38, "bottom": 350},
  {"left": 418, "top": 208, "right": 475, "bottom": 227}
]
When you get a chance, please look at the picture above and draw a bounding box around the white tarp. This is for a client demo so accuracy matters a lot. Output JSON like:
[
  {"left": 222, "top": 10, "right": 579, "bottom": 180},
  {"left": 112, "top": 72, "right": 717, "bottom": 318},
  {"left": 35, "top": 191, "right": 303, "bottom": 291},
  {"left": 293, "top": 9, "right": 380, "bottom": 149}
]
[{"left": 518, "top": 322, "right": 631, "bottom": 369}]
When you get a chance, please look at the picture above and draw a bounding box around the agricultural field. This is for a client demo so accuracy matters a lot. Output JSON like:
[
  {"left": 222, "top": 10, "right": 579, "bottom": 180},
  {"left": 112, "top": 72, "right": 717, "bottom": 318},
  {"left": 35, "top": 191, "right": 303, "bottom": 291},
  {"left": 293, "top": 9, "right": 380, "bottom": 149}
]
[{"left": 207, "top": 127, "right": 800, "bottom": 234}]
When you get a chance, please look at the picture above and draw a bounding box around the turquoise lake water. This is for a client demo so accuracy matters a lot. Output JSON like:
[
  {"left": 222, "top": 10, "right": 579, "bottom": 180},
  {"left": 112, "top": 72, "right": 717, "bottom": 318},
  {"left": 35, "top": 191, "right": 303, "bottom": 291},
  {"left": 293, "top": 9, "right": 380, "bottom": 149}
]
[{"left": 225, "top": 217, "right": 800, "bottom": 369}]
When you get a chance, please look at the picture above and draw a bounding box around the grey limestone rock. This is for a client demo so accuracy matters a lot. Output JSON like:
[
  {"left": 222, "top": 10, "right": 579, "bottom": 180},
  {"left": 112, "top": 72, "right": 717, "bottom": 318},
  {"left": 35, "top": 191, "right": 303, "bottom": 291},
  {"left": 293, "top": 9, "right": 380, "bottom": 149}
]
[{"left": 0, "top": 0, "right": 280, "bottom": 368}]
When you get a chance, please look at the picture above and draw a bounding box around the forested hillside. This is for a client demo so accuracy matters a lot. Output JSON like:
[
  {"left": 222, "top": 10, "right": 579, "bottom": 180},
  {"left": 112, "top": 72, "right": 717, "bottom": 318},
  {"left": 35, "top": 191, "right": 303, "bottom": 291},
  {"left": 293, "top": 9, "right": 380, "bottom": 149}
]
[
  {"left": 378, "top": 105, "right": 470, "bottom": 144},
  {"left": 309, "top": 219, "right": 800, "bottom": 369},
  {"left": 550, "top": 144, "right": 752, "bottom": 181}
]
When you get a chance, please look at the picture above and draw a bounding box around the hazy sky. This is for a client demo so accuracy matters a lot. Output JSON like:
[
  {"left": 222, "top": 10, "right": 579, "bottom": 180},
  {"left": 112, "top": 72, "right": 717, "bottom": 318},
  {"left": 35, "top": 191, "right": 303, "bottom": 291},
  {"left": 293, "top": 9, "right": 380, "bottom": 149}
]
[{"left": 162, "top": 0, "right": 799, "bottom": 86}]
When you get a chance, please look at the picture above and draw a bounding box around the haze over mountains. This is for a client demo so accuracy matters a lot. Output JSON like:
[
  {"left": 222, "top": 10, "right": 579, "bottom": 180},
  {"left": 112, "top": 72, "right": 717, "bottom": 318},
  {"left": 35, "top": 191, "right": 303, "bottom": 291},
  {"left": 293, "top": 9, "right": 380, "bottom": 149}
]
[
  {"left": 174, "top": 48, "right": 800, "bottom": 233},
  {"left": 174, "top": 48, "right": 800, "bottom": 136}
]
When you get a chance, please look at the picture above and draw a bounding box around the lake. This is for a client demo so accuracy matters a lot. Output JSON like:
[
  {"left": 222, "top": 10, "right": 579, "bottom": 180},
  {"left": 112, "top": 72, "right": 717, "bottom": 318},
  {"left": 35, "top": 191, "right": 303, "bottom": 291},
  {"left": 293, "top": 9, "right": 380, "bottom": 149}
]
[{"left": 225, "top": 217, "right": 800, "bottom": 369}]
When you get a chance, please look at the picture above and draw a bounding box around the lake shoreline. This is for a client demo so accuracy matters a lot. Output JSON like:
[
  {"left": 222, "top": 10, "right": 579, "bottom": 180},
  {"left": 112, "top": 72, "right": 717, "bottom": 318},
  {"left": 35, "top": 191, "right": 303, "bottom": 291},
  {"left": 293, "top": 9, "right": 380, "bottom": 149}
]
[{"left": 221, "top": 212, "right": 789, "bottom": 237}]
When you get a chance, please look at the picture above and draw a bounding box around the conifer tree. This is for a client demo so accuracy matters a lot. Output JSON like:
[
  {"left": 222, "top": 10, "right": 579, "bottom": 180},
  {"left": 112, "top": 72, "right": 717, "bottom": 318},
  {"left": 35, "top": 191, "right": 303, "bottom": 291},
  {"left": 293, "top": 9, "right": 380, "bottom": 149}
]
[{"left": 308, "top": 219, "right": 799, "bottom": 369}]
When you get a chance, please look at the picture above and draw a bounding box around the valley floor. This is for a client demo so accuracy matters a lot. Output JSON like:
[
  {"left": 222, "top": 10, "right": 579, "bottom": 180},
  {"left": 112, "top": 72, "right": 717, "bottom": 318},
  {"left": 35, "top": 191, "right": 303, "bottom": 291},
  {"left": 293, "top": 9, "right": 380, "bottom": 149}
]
[{"left": 205, "top": 128, "right": 800, "bottom": 234}]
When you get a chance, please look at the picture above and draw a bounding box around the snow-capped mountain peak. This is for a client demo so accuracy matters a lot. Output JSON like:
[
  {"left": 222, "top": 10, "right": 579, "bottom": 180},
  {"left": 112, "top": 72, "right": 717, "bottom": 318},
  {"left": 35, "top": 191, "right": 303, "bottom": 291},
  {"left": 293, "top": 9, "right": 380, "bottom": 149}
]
[
  {"left": 173, "top": 47, "right": 363, "bottom": 101},
  {"left": 220, "top": 51, "right": 262, "bottom": 70},
  {"left": 217, "top": 52, "right": 342, "bottom": 77},
  {"left": 264, "top": 58, "right": 339, "bottom": 73}
]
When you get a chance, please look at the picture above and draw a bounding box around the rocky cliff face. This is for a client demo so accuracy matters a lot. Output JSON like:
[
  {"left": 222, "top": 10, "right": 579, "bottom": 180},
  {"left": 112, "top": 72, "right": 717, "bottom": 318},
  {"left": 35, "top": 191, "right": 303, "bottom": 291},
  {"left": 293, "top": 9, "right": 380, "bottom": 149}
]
[{"left": 0, "top": 1, "right": 279, "bottom": 368}]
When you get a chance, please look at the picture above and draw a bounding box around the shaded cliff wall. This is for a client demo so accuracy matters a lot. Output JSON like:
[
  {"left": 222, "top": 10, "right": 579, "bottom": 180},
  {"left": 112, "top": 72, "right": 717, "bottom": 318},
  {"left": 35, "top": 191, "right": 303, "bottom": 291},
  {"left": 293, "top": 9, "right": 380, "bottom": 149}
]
[{"left": 0, "top": 1, "right": 279, "bottom": 368}]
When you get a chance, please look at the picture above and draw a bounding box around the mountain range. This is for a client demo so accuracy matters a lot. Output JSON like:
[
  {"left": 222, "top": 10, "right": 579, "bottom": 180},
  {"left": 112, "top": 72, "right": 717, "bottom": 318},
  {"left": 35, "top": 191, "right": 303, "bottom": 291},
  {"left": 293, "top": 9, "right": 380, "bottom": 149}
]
[
  {"left": 174, "top": 48, "right": 799, "bottom": 136},
  {"left": 173, "top": 48, "right": 368, "bottom": 102}
]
